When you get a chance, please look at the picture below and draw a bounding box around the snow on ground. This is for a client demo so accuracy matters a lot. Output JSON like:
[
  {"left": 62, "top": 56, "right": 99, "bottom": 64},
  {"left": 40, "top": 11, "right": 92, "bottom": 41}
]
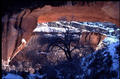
[
  {"left": 79, "top": 41, "right": 119, "bottom": 78},
  {"left": 33, "top": 26, "right": 66, "bottom": 33},
  {"left": 33, "top": 21, "right": 80, "bottom": 33},
  {"left": 103, "top": 36, "right": 119, "bottom": 74},
  {"left": 79, "top": 28, "right": 119, "bottom": 78},
  {"left": 103, "top": 36, "right": 119, "bottom": 72},
  {"left": 33, "top": 21, "right": 120, "bottom": 37},
  {"left": 103, "top": 36, "right": 119, "bottom": 45},
  {"left": 108, "top": 42, "right": 119, "bottom": 71},
  {"left": 2, "top": 73, "right": 23, "bottom": 79}
]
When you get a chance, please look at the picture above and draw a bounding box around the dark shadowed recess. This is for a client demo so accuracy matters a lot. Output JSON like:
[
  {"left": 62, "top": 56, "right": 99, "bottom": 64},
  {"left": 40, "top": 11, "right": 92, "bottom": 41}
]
[{"left": 1, "top": 0, "right": 99, "bottom": 15}]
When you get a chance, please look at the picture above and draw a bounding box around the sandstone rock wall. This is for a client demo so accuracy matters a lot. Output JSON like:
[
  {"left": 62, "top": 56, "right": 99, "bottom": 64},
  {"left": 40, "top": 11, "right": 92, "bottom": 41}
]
[
  {"left": 2, "top": 1, "right": 120, "bottom": 65},
  {"left": 2, "top": 9, "right": 38, "bottom": 63}
]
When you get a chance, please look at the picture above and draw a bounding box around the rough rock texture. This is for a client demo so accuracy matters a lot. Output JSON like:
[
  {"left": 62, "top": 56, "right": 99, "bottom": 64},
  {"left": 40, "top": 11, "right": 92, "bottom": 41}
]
[
  {"left": 2, "top": 1, "right": 120, "bottom": 64},
  {"left": 101, "top": 1, "right": 120, "bottom": 20},
  {"left": 37, "top": 1, "right": 120, "bottom": 26},
  {"left": 2, "top": 14, "right": 19, "bottom": 61},
  {"left": 2, "top": 9, "right": 38, "bottom": 62},
  {"left": 79, "top": 32, "right": 106, "bottom": 51},
  {"left": 10, "top": 32, "right": 105, "bottom": 65}
]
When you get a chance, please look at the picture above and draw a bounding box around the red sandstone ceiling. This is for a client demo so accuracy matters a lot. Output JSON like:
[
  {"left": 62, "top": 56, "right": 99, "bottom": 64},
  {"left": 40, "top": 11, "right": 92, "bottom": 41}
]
[{"left": 36, "top": 1, "right": 120, "bottom": 26}]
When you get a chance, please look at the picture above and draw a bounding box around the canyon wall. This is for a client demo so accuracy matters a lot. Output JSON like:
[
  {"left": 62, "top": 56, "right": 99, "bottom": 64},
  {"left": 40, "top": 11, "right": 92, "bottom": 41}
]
[{"left": 2, "top": 1, "right": 120, "bottom": 64}]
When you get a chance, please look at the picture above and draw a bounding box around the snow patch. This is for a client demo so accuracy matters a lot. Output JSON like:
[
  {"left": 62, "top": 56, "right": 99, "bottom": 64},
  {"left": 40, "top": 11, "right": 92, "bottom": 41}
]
[
  {"left": 33, "top": 26, "right": 66, "bottom": 33},
  {"left": 22, "top": 38, "right": 26, "bottom": 44},
  {"left": 103, "top": 36, "right": 119, "bottom": 45},
  {"left": 3, "top": 73, "right": 23, "bottom": 79},
  {"left": 107, "top": 42, "right": 119, "bottom": 71}
]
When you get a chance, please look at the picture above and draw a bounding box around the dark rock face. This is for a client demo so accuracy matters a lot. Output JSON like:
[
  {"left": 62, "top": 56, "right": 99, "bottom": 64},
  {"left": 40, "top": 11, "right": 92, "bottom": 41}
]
[
  {"left": 2, "top": 9, "right": 37, "bottom": 63},
  {"left": 2, "top": 14, "right": 19, "bottom": 61}
]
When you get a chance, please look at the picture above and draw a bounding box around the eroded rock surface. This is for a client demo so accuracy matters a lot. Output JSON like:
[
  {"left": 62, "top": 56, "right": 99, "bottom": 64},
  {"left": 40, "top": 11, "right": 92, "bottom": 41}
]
[
  {"left": 10, "top": 21, "right": 120, "bottom": 66},
  {"left": 2, "top": 1, "right": 120, "bottom": 65}
]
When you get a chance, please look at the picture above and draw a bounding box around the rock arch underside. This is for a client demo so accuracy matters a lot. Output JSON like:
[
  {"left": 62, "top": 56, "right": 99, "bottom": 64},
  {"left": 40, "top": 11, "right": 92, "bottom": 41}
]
[{"left": 1, "top": 1, "right": 120, "bottom": 66}]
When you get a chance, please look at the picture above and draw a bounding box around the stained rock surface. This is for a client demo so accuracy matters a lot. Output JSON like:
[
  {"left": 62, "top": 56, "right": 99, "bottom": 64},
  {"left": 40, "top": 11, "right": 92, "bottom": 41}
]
[
  {"left": 10, "top": 21, "right": 120, "bottom": 65},
  {"left": 2, "top": 1, "right": 120, "bottom": 65},
  {"left": 2, "top": 21, "right": 120, "bottom": 79}
]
